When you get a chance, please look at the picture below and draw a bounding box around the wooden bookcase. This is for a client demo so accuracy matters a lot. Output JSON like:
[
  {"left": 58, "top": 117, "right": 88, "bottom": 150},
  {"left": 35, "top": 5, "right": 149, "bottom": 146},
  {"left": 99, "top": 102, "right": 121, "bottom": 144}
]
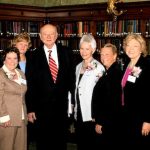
[{"left": 0, "top": 1, "right": 150, "bottom": 58}]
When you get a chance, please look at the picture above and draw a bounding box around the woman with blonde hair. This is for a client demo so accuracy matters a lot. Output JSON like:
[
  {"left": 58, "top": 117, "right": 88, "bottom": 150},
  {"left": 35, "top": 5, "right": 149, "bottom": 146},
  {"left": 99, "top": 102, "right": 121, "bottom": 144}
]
[
  {"left": 121, "top": 33, "right": 150, "bottom": 148},
  {"left": 12, "top": 32, "right": 34, "bottom": 149},
  {"left": 12, "top": 32, "right": 32, "bottom": 74}
]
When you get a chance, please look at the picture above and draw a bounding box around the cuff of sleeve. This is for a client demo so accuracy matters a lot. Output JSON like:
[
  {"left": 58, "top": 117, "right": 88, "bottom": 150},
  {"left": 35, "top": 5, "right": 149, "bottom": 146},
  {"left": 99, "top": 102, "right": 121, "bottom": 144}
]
[{"left": 0, "top": 115, "right": 10, "bottom": 123}]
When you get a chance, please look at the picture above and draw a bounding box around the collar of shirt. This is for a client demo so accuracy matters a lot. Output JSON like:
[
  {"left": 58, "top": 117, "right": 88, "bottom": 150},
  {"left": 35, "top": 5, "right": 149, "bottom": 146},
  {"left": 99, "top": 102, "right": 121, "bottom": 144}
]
[
  {"left": 2, "top": 64, "right": 22, "bottom": 85},
  {"left": 44, "top": 44, "right": 59, "bottom": 68}
]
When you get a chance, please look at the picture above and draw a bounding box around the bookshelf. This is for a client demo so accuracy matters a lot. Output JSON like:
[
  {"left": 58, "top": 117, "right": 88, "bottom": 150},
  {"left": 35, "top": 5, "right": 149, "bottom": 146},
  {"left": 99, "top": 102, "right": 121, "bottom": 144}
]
[{"left": 0, "top": 1, "right": 150, "bottom": 57}]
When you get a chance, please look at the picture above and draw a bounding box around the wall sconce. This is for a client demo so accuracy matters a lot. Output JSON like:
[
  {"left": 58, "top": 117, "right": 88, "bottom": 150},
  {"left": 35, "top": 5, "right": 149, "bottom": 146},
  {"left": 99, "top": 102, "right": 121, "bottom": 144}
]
[{"left": 107, "top": 0, "right": 127, "bottom": 21}]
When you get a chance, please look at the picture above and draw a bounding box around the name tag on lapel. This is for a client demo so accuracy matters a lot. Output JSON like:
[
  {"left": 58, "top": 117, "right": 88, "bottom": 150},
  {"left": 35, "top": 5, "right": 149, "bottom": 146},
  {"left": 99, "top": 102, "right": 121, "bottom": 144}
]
[{"left": 127, "top": 75, "right": 136, "bottom": 83}]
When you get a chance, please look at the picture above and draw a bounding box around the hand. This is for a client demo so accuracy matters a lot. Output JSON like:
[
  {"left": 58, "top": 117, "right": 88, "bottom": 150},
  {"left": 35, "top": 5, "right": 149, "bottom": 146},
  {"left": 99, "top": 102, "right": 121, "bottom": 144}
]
[
  {"left": 28, "top": 112, "right": 36, "bottom": 123},
  {"left": 142, "top": 122, "right": 150, "bottom": 136},
  {"left": 95, "top": 124, "right": 103, "bottom": 134},
  {"left": 0, "top": 120, "right": 11, "bottom": 128}
]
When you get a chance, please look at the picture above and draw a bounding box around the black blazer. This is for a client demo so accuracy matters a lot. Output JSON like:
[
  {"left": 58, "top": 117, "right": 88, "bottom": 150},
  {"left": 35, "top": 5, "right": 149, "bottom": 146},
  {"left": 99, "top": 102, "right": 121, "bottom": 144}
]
[
  {"left": 26, "top": 44, "right": 74, "bottom": 120},
  {"left": 123, "top": 55, "right": 150, "bottom": 123},
  {"left": 92, "top": 61, "right": 123, "bottom": 127}
]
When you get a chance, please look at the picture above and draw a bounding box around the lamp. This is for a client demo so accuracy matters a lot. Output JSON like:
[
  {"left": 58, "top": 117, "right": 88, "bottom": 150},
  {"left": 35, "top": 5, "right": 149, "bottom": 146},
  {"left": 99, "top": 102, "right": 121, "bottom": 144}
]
[{"left": 107, "top": 0, "right": 127, "bottom": 21}]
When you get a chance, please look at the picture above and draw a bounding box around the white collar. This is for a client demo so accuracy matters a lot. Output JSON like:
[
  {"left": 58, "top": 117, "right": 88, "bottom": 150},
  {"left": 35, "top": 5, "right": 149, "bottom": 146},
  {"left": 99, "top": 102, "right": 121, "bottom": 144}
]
[
  {"left": 44, "top": 44, "right": 56, "bottom": 52},
  {"left": 2, "top": 64, "right": 22, "bottom": 85}
]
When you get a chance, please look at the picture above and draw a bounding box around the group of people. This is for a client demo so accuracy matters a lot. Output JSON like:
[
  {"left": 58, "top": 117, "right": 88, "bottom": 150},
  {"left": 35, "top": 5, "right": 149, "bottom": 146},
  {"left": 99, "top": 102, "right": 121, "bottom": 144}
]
[
  {"left": 0, "top": 24, "right": 74, "bottom": 150},
  {"left": 75, "top": 33, "right": 150, "bottom": 150},
  {"left": 0, "top": 23, "right": 150, "bottom": 150}
]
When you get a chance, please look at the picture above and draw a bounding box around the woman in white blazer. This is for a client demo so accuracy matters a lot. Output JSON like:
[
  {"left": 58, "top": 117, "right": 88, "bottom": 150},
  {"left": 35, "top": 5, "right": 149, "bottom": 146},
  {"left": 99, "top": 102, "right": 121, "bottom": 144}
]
[{"left": 74, "top": 34, "right": 105, "bottom": 150}]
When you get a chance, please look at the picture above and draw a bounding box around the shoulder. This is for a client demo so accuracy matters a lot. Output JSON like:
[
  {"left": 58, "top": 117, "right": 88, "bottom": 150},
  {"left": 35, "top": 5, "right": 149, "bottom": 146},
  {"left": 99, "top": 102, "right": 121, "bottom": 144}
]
[
  {"left": 145, "top": 55, "right": 150, "bottom": 67},
  {"left": 31, "top": 46, "right": 44, "bottom": 55},
  {"left": 137, "top": 56, "right": 150, "bottom": 70},
  {"left": 76, "top": 62, "right": 82, "bottom": 69},
  {"left": 93, "top": 59, "right": 105, "bottom": 71},
  {"left": 0, "top": 68, "right": 4, "bottom": 76},
  {"left": 25, "top": 50, "right": 34, "bottom": 63},
  {"left": 57, "top": 44, "right": 72, "bottom": 56},
  {"left": 29, "top": 47, "right": 44, "bottom": 62},
  {"left": 16, "top": 68, "right": 25, "bottom": 79},
  {"left": 95, "top": 60, "right": 103, "bottom": 67},
  {"left": 0, "top": 68, "right": 7, "bottom": 81},
  {"left": 93, "top": 59, "right": 102, "bottom": 66},
  {"left": 57, "top": 44, "right": 70, "bottom": 50},
  {"left": 108, "top": 62, "right": 123, "bottom": 77},
  {"left": 33, "top": 47, "right": 42, "bottom": 54},
  {"left": 25, "top": 49, "right": 33, "bottom": 57},
  {"left": 145, "top": 55, "right": 150, "bottom": 63},
  {"left": 113, "top": 61, "right": 122, "bottom": 71}
]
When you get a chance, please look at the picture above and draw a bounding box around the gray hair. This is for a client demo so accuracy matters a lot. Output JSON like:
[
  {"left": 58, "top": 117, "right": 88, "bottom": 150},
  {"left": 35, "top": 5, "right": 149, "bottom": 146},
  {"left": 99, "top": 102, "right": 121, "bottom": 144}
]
[{"left": 79, "top": 34, "right": 96, "bottom": 50}]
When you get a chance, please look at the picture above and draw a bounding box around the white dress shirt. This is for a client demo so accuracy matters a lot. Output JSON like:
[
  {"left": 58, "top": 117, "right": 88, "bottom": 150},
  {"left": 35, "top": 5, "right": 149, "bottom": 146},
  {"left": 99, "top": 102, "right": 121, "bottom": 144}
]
[{"left": 44, "top": 44, "right": 59, "bottom": 68}]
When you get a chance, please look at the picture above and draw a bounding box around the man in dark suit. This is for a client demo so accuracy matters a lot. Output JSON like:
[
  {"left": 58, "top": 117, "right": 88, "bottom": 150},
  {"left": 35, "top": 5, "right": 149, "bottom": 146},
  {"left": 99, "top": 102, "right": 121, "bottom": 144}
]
[{"left": 26, "top": 24, "right": 74, "bottom": 150}]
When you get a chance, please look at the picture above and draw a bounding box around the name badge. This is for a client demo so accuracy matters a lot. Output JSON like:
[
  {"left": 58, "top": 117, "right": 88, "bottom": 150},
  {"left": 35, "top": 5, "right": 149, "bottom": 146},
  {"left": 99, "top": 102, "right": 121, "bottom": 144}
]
[
  {"left": 21, "top": 78, "right": 27, "bottom": 85},
  {"left": 127, "top": 75, "right": 136, "bottom": 83}
]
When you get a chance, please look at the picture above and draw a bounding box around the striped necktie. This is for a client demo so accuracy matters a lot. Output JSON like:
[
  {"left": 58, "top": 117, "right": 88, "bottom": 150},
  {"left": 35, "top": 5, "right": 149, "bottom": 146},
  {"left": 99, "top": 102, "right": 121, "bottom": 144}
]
[{"left": 49, "top": 50, "right": 58, "bottom": 83}]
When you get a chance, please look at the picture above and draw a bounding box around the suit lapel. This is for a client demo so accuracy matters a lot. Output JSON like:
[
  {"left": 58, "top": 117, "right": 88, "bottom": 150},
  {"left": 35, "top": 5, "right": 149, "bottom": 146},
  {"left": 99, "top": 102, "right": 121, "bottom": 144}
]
[{"left": 55, "top": 45, "right": 64, "bottom": 83}]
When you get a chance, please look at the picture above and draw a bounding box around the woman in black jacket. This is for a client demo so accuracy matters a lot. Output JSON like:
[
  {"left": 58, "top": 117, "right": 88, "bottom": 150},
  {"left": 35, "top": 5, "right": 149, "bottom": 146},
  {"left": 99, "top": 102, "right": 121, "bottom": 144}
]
[
  {"left": 121, "top": 34, "right": 150, "bottom": 148},
  {"left": 92, "top": 43, "right": 123, "bottom": 149}
]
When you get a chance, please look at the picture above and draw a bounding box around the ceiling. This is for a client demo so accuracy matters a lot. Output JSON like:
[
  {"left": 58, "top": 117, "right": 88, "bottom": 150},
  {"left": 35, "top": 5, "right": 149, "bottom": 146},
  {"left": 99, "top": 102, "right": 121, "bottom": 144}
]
[{"left": 0, "top": 0, "right": 149, "bottom": 7}]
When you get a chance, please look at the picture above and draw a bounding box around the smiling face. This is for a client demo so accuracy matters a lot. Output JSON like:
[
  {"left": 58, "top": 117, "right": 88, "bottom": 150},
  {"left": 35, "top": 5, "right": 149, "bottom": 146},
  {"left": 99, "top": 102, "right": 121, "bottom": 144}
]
[
  {"left": 100, "top": 47, "right": 117, "bottom": 69},
  {"left": 4, "top": 52, "right": 18, "bottom": 71},
  {"left": 125, "top": 39, "right": 142, "bottom": 60},
  {"left": 79, "top": 42, "right": 94, "bottom": 62},
  {"left": 39, "top": 24, "right": 58, "bottom": 49}
]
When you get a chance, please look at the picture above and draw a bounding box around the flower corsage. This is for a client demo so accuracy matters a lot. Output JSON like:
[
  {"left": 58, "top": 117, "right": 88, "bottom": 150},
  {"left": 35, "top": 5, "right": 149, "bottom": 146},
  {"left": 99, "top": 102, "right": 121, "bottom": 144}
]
[
  {"left": 5, "top": 72, "right": 16, "bottom": 80},
  {"left": 86, "top": 61, "right": 97, "bottom": 71},
  {"left": 86, "top": 61, "right": 104, "bottom": 78},
  {"left": 131, "top": 66, "right": 142, "bottom": 78}
]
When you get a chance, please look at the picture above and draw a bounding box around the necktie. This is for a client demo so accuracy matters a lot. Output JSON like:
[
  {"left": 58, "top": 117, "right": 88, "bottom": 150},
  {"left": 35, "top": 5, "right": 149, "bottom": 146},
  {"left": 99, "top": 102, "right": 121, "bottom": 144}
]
[{"left": 49, "top": 50, "right": 58, "bottom": 83}]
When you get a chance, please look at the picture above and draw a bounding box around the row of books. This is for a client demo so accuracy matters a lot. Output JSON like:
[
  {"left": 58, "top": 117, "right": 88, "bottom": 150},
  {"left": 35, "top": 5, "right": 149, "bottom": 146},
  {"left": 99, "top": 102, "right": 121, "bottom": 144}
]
[
  {"left": 0, "top": 20, "right": 150, "bottom": 38},
  {"left": 97, "top": 20, "right": 150, "bottom": 37},
  {"left": 57, "top": 21, "right": 91, "bottom": 37},
  {"left": 0, "top": 21, "right": 40, "bottom": 37}
]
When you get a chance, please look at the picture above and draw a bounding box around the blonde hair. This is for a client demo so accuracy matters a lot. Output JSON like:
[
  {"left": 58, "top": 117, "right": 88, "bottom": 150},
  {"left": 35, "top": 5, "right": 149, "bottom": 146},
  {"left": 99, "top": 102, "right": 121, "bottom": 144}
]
[
  {"left": 123, "top": 34, "right": 147, "bottom": 57},
  {"left": 102, "top": 43, "right": 118, "bottom": 55},
  {"left": 12, "top": 32, "right": 32, "bottom": 48}
]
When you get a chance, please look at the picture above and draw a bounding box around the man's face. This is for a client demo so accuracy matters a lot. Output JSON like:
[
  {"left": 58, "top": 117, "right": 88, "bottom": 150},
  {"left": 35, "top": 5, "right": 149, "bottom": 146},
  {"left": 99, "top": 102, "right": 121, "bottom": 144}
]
[{"left": 39, "top": 25, "right": 58, "bottom": 49}]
